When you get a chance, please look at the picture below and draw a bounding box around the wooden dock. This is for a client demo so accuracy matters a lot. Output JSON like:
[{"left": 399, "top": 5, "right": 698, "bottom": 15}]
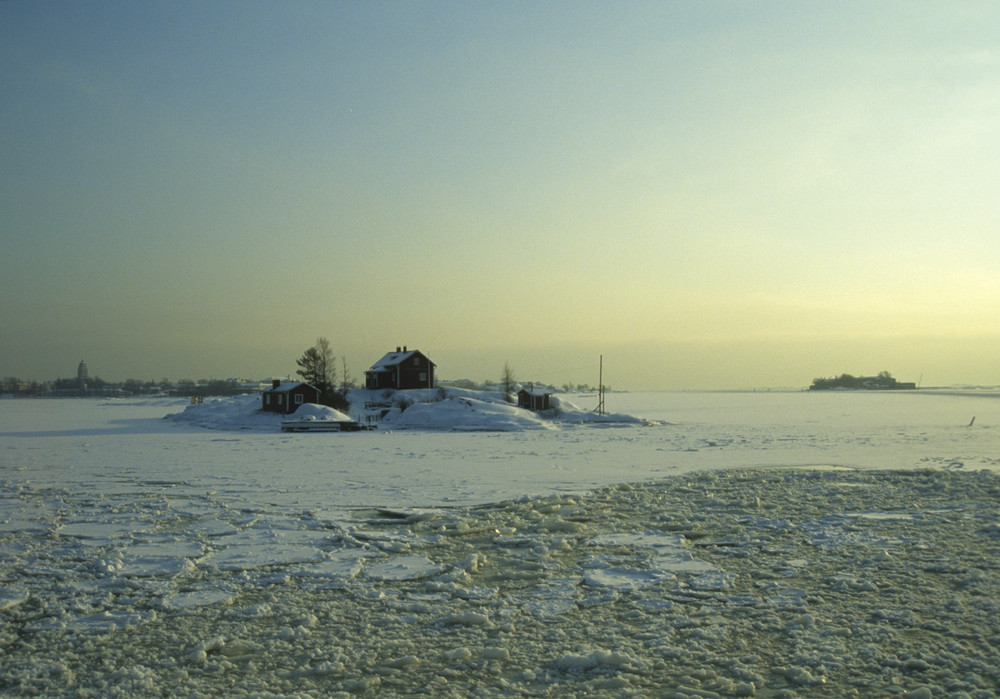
[{"left": 280, "top": 420, "right": 372, "bottom": 433}]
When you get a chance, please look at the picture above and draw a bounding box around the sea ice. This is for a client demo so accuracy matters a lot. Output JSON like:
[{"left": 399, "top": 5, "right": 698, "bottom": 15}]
[
  {"left": 364, "top": 555, "right": 442, "bottom": 581},
  {"left": 3, "top": 391, "right": 1000, "bottom": 697}
]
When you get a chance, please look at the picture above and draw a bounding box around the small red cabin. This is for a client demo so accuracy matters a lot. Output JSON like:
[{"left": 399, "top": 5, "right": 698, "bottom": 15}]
[
  {"left": 517, "top": 388, "right": 552, "bottom": 412},
  {"left": 261, "top": 380, "right": 320, "bottom": 414},
  {"left": 365, "top": 347, "right": 435, "bottom": 390}
]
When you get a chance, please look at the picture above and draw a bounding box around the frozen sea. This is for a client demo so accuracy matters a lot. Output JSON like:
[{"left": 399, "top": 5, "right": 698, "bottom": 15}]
[{"left": 2, "top": 390, "right": 1000, "bottom": 697}]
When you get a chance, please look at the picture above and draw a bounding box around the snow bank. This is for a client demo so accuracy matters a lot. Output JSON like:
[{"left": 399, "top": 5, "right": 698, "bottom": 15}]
[
  {"left": 165, "top": 393, "right": 279, "bottom": 430},
  {"left": 380, "top": 395, "right": 554, "bottom": 431},
  {"left": 370, "top": 387, "right": 649, "bottom": 431},
  {"left": 292, "top": 403, "right": 352, "bottom": 423},
  {"left": 165, "top": 395, "right": 352, "bottom": 431},
  {"left": 164, "top": 388, "right": 648, "bottom": 432}
]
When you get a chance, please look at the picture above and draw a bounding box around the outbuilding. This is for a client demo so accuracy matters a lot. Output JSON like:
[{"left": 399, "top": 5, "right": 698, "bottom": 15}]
[
  {"left": 517, "top": 388, "right": 552, "bottom": 412},
  {"left": 261, "top": 380, "right": 321, "bottom": 414},
  {"left": 365, "top": 347, "right": 436, "bottom": 390}
]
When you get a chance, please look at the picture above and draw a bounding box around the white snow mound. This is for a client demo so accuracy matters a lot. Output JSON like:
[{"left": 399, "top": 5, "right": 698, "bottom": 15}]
[
  {"left": 165, "top": 395, "right": 349, "bottom": 430},
  {"left": 164, "top": 388, "right": 648, "bottom": 432},
  {"left": 289, "top": 403, "right": 353, "bottom": 422},
  {"left": 381, "top": 396, "right": 554, "bottom": 431}
]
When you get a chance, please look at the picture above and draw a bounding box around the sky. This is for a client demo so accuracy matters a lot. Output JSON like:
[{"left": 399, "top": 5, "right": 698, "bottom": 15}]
[{"left": 2, "top": 1, "right": 999, "bottom": 390}]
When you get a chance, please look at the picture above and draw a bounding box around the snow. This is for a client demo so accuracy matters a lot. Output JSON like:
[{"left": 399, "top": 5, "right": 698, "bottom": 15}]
[
  {"left": 367, "top": 348, "right": 422, "bottom": 370},
  {"left": 2, "top": 389, "right": 1000, "bottom": 695},
  {"left": 162, "top": 387, "right": 642, "bottom": 432},
  {"left": 291, "top": 402, "right": 352, "bottom": 422}
]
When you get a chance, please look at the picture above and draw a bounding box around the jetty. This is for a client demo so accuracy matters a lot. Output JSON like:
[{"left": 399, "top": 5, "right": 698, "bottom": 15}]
[{"left": 280, "top": 418, "right": 372, "bottom": 432}]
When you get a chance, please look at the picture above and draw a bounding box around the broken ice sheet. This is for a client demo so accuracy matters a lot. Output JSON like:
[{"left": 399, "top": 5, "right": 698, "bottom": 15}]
[
  {"left": 202, "top": 542, "right": 326, "bottom": 571},
  {"left": 117, "top": 555, "right": 196, "bottom": 578},
  {"left": 587, "top": 530, "right": 723, "bottom": 578},
  {"left": 162, "top": 587, "right": 237, "bottom": 611},
  {"left": 291, "top": 549, "right": 375, "bottom": 580},
  {"left": 364, "top": 554, "right": 442, "bottom": 581},
  {"left": 199, "top": 526, "right": 334, "bottom": 571},
  {"left": 522, "top": 577, "right": 579, "bottom": 617},
  {"left": 583, "top": 565, "right": 672, "bottom": 589},
  {"left": 114, "top": 539, "right": 205, "bottom": 578},
  {"left": 29, "top": 609, "right": 156, "bottom": 633},
  {"left": 57, "top": 519, "right": 150, "bottom": 545}
]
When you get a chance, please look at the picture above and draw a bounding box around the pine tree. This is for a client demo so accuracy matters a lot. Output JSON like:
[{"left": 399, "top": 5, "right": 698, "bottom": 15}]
[{"left": 296, "top": 338, "right": 336, "bottom": 395}]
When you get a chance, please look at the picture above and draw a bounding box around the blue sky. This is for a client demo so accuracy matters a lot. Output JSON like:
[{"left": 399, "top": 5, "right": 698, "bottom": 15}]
[{"left": 3, "top": 1, "right": 999, "bottom": 389}]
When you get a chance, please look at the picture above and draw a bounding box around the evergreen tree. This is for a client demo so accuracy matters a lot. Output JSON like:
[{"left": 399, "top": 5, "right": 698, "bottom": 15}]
[
  {"left": 296, "top": 337, "right": 336, "bottom": 394},
  {"left": 296, "top": 337, "right": 349, "bottom": 411}
]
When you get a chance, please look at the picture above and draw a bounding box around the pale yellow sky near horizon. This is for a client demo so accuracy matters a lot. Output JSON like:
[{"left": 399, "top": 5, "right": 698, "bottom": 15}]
[{"left": 2, "top": 2, "right": 998, "bottom": 390}]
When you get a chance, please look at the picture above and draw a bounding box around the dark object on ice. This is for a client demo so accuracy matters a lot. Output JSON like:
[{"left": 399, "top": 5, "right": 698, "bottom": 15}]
[
  {"left": 809, "top": 372, "right": 916, "bottom": 391},
  {"left": 969, "top": 416, "right": 976, "bottom": 427}
]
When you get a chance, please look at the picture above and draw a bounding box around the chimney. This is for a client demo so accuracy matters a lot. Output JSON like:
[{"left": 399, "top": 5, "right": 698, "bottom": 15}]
[
  {"left": 396, "top": 346, "right": 401, "bottom": 352},
  {"left": 273, "top": 379, "right": 281, "bottom": 389},
  {"left": 403, "top": 345, "right": 407, "bottom": 352}
]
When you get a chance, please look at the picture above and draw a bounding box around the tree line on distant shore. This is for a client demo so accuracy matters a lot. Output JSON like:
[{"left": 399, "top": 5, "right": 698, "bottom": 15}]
[
  {"left": 4, "top": 341, "right": 605, "bottom": 399},
  {"left": 1, "top": 376, "right": 258, "bottom": 398}
]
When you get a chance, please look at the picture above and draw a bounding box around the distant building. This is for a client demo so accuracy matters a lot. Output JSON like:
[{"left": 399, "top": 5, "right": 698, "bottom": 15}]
[
  {"left": 365, "top": 347, "right": 436, "bottom": 390},
  {"left": 517, "top": 388, "right": 552, "bottom": 412},
  {"left": 77, "top": 360, "right": 88, "bottom": 390},
  {"left": 261, "top": 380, "right": 321, "bottom": 414}
]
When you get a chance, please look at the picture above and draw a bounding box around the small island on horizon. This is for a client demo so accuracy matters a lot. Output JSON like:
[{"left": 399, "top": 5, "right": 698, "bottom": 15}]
[{"left": 809, "top": 371, "right": 917, "bottom": 391}]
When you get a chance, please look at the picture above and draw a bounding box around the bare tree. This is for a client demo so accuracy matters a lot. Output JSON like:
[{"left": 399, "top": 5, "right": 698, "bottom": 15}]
[
  {"left": 340, "top": 356, "right": 355, "bottom": 394},
  {"left": 501, "top": 361, "right": 516, "bottom": 403}
]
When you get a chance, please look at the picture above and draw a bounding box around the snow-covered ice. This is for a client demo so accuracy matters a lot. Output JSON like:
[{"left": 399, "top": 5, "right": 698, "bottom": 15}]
[{"left": 2, "top": 389, "right": 1000, "bottom": 696}]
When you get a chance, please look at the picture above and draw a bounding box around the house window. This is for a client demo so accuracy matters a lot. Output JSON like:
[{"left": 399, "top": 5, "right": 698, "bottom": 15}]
[
  {"left": 413, "top": 357, "right": 420, "bottom": 365},
  {"left": 277, "top": 394, "right": 283, "bottom": 406},
  {"left": 419, "top": 372, "right": 427, "bottom": 382},
  {"left": 294, "top": 394, "right": 304, "bottom": 405},
  {"left": 265, "top": 394, "right": 271, "bottom": 406}
]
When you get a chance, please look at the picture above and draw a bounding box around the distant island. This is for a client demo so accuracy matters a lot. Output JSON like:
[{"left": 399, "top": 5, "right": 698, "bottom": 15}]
[{"left": 809, "top": 371, "right": 917, "bottom": 391}]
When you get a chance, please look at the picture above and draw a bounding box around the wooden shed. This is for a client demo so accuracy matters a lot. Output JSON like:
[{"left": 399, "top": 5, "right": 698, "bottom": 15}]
[
  {"left": 517, "top": 388, "right": 552, "bottom": 412},
  {"left": 261, "top": 380, "right": 321, "bottom": 414}
]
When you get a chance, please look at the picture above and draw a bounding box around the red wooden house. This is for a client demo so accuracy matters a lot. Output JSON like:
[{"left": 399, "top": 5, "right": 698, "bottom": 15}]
[
  {"left": 364, "top": 347, "right": 436, "bottom": 390},
  {"left": 261, "top": 380, "right": 320, "bottom": 414}
]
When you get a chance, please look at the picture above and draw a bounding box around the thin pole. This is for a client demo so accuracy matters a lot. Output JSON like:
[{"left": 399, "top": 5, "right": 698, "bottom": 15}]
[{"left": 597, "top": 355, "right": 605, "bottom": 415}]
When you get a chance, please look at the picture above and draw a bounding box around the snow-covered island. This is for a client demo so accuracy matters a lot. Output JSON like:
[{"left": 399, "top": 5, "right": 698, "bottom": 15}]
[
  {"left": 165, "top": 386, "right": 650, "bottom": 432},
  {"left": 809, "top": 372, "right": 917, "bottom": 391}
]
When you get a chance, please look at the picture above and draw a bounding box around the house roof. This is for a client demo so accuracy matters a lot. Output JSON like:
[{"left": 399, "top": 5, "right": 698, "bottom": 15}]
[
  {"left": 263, "top": 381, "right": 316, "bottom": 394},
  {"left": 366, "top": 349, "right": 434, "bottom": 373},
  {"left": 518, "top": 388, "right": 552, "bottom": 397}
]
